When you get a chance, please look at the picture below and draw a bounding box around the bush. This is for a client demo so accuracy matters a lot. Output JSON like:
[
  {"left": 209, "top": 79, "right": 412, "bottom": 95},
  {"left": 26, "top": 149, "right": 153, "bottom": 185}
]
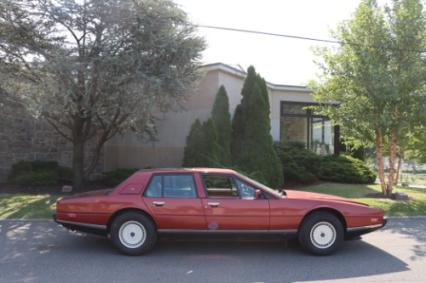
[
  {"left": 11, "top": 170, "right": 59, "bottom": 186},
  {"left": 8, "top": 160, "right": 72, "bottom": 186},
  {"left": 103, "top": 168, "right": 139, "bottom": 186},
  {"left": 275, "top": 142, "right": 376, "bottom": 185},
  {"left": 318, "top": 155, "right": 376, "bottom": 184},
  {"left": 275, "top": 142, "right": 321, "bottom": 184}
]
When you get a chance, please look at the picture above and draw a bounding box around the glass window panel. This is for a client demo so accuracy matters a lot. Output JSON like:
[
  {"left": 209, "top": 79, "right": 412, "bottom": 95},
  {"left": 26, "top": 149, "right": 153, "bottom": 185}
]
[
  {"left": 145, "top": 174, "right": 197, "bottom": 198},
  {"left": 280, "top": 102, "right": 335, "bottom": 155},
  {"left": 280, "top": 116, "right": 308, "bottom": 146},
  {"left": 235, "top": 178, "right": 256, "bottom": 199},
  {"left": 310, "top": 118, "right": 334, "bottom": 155},
  {"left": 203, "top": 175, "right": 238, "bottom": 198},
  {"left": 311, "top": 117, "right": 323, "bottom": 154},
  {"left": 323, "top": 120, "right": 334, "bottom": 155},
  {"left": 144, "top": 175, "right": 162, "bottom": 197},
  {"left": 163, "top": 175, "right": 196, "bottom": 198}
]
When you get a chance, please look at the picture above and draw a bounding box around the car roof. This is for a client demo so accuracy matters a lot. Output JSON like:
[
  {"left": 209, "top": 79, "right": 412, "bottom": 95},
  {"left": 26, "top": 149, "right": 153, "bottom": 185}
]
[{"left": 137, "top": 167, "right": 237, "bottom": 175}]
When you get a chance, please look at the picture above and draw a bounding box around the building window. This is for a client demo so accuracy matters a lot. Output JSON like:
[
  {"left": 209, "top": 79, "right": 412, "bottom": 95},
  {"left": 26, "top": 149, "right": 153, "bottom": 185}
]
[{"left": 280, "top": 101, "right": 336, "bottom": 155}]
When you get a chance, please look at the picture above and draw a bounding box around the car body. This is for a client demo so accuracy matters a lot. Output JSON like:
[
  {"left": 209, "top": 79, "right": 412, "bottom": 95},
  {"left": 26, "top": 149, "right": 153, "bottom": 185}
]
[{"left": 54, "top": 168, "right": 386, "bottom": 255}]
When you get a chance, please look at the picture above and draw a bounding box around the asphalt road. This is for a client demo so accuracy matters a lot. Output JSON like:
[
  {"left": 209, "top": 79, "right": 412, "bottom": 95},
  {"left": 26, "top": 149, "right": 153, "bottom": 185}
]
[{"left": 0, "top": 218, "right": 425, "bottom": 283}]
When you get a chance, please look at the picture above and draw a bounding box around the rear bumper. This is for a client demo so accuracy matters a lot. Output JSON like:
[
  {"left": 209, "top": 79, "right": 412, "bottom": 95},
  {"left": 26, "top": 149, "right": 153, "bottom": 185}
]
[
  {"left": 346, "top": 217, "right": 387, "bottom": 239},
  {"left": 53, "top": 213, "right": 107, "bottom": 236}
]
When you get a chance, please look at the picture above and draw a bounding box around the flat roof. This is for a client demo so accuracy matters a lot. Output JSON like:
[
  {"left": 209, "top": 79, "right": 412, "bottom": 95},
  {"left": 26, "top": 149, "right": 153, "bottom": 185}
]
[{"left": 201, "top": 62, "right": 311, "bottom": 93}]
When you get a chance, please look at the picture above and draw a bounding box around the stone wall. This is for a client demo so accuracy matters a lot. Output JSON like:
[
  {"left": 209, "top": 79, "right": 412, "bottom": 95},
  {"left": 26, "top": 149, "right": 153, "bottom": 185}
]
[{"left": 0, "top": 97, "right": 103, "bottom": 182}]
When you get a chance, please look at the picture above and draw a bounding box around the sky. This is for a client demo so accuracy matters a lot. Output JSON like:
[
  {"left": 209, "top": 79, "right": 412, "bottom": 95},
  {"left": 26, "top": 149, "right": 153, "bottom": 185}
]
[{"left": 174, "top": 0, "right": 364, "bottom": 86}]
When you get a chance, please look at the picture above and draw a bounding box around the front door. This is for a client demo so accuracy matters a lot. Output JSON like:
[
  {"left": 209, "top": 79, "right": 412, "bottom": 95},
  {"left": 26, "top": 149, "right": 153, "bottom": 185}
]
[
  {"left": 201, "top": 174, "right": 269, "bottom": 230},
  {"left": 143, "top": 173, "right": 206, "bottom": 230}
]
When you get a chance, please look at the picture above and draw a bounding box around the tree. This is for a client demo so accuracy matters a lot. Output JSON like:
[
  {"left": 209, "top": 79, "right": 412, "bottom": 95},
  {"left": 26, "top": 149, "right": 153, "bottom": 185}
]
[
  {"left": 0, "top": 0, "right": 205, "bottom": 189},
  {"left": 311, "top": 0, "right": 426, "bottom": 196},
  {"left": 183, "top": 119, "right": 220, "bottom": 167},
  {"left": 231, "top": 66, "right": 283, "bottom": 188},
  {"left": 211, "top": 85, "right": 232, "bottom": 165}
]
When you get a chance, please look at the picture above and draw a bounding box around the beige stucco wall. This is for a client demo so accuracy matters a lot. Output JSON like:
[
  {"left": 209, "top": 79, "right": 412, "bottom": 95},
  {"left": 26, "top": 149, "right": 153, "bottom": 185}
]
[
  {"left": 104, "top": 69, "right": 223, "bottom": 171},
  {"left": 104, "top": 65, "right": 313, "bottom": 171}
]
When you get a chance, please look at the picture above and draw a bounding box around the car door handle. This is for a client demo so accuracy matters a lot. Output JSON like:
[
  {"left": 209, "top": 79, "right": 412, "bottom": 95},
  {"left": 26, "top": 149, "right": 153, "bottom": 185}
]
[
  {"left": 207, "top": 202, "right": 220, "bottom": 207},
  {"left": 152, "top": 201, "right": 165, "bottom": 207}
]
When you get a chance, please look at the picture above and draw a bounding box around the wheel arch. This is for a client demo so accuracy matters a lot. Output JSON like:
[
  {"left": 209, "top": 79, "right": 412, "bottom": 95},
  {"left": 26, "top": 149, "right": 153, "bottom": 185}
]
[
  {"left": 299, "top": 207, "right": 347, "bottom": 231},
  {"left": 107, "top": 208, "right": 156, "bottom": 234}
]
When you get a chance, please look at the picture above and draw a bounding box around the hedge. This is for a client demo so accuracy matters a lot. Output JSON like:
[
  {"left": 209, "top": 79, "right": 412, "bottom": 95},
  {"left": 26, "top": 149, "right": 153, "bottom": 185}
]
[
  {"left": 8, "top": 160, "right": 72, "bottom": 186},
  {"left": 275, "top": 142, "right": 376, "bottom": 185}
]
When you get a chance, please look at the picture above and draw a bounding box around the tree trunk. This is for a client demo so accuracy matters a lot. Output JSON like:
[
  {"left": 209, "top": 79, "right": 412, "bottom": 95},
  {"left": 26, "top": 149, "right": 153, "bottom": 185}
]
[
  {"left": 387, "top": 128, "right": 398, "bottom": 196},
  {"left": 72, "top": 138, "right": 85, "bottom": 191},
  {"left": 375, "top": 128, "right": 386, "bottom": 195},
  {"left": 394, "top": 150, "right": 403, "bottom": 186}
]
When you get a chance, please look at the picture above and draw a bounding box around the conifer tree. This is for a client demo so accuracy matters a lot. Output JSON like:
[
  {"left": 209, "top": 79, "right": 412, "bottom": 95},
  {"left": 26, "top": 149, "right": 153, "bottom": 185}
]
[
  {"left": 211, "top": 86, "right": 232, "bottom": 165},
  {"left": 183, "top": 119, "right": 220, "bottom": 167},
  {"left": 183, "top": 119, "right": 204, "bottom": 167},
  {"left": 231, "top": 66, "right": 283, "bottom": 187}
]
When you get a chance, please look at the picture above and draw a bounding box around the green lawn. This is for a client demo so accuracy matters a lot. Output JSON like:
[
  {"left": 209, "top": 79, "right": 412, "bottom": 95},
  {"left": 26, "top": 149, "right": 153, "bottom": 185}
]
[
  {"left": 297, "top": 182, "right": 426, "bottom": 216},
  {"left": 0, "top": 194, "right": 59, "bottom": 219}
]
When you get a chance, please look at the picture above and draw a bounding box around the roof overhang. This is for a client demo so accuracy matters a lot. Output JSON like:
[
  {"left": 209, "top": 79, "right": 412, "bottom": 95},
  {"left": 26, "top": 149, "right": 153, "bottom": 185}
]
[{"left": 200, "top": 62, "right": 311, "bottom": 93}]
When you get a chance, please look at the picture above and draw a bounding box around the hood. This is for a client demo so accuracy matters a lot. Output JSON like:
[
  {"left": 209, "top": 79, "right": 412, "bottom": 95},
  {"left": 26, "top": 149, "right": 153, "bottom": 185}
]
[{"left": 285, "top": 190, "right": 368, "bottom": 206}]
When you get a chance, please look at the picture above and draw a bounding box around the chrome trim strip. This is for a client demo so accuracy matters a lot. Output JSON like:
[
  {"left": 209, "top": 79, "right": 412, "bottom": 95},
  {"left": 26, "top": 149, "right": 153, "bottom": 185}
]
[
  {"left": 347, "top": 223, "right": 384, "bottom": 232},
  {"left": 158, "top": 229, "right": 297, "bottom": 234},
  {"left": 57, "top": 219, "right": 107, "bottom": 230}
]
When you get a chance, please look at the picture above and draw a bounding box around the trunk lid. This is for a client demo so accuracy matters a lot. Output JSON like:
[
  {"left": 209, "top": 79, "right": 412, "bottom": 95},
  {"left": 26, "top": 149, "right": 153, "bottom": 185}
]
[{"left": 61, "top": 189, "right": 113, "bottom": 200}]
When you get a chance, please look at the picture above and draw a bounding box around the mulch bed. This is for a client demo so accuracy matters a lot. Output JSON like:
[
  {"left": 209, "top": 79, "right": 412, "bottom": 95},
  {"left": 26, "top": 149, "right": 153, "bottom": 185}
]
[{"left": 364, "top": 192, "right": 411, "bottom": 201}]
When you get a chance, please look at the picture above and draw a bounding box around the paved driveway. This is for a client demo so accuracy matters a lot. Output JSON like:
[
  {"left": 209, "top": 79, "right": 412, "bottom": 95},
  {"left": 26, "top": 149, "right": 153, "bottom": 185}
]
[{"left": 0, "top": 217, "right": 425, "bottom": 283}]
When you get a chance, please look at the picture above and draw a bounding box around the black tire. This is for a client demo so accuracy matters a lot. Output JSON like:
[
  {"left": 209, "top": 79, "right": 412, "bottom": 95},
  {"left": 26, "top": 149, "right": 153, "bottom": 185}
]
[
  {"left": 110, "top": 212, "right": 157, "bottom": 255},
  {"left": 298, "top": 211, "right": 344, "bottom": 255}
]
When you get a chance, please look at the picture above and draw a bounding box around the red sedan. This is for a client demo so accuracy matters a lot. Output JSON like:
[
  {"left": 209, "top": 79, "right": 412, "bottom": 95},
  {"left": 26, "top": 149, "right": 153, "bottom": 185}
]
[{"left": 54, "top": 168, "right": 386, "bottom": 255}]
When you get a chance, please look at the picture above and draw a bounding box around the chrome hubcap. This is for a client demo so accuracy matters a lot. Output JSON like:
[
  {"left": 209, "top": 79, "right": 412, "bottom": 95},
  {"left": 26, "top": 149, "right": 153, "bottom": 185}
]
[
  {"left": 118, "top": 221, "right": 146, "bottom": 249},
  {"left": 310, "top": 221, "right": 336, "bottom": 249}
]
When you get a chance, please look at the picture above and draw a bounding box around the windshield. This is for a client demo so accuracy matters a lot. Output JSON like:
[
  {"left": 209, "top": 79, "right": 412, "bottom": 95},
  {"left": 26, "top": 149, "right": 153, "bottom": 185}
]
[{"left": 235, "top": 172, "right": 284, "bottom": 198}]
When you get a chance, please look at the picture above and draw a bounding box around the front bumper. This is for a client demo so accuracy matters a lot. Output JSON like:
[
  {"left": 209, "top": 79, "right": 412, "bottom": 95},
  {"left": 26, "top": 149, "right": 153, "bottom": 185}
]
[{"left": 345, "top": 217, "right": 387, "bottom": 239}]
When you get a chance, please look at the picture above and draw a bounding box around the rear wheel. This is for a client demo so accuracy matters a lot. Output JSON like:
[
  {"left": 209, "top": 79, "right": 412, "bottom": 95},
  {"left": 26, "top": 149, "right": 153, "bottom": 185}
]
[
  {"left": 298, "top": 212, "right": 343, "bottom": 255},
  {"left": 110, "top": 212, "right": 157, "bottom": 255}
]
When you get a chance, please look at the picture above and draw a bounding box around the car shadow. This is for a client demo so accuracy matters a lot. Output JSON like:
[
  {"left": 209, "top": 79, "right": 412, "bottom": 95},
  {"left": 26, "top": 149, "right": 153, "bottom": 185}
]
[{"left": 0, "top": 220, "right": 415, "bottom": 283}]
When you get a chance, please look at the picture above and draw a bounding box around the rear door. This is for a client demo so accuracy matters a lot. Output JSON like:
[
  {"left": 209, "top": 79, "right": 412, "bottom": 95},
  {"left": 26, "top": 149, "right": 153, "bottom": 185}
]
[
  {"left": 143, "top": 173, "right": 206, "bottom": 230},
  {"left": 201, "top": 174, "right": 270, "bottom": 230}
]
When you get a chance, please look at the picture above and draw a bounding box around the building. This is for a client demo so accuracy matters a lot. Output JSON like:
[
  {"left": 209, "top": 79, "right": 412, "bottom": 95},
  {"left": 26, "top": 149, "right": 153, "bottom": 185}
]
[{"left": 103, "top": 63, "right": 339, "bottom": 171}]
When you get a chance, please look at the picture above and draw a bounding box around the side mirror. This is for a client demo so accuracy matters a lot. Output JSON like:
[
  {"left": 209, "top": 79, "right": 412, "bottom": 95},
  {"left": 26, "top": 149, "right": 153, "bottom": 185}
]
[{"left": 255, "top": 189, "right": 262, "bottom": 199}]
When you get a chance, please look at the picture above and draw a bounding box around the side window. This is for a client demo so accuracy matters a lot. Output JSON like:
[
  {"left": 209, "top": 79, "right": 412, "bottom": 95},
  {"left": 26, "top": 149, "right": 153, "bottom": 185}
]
[
  {"left": 235, "top": 178, "right": 256, "bottom": 199},
  {"left": 203, "top": 175, "right": 238, "bottom": 198},
  {"left": 144, "top": 175, "right": 162, "bottom": 197},
  {"left": 163, "top": 175, "right": 197, "bottom": 198},
  {"left": 144, "top": 174, "right": 197, "bottom": 198}
]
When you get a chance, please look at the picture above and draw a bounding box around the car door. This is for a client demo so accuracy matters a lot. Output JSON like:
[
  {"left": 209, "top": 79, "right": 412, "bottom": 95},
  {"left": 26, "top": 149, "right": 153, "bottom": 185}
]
[
  {"left": 201, "top": 174, "right": 269, "bottom": 230},
  {"left": 143, "top": 173, "right": 206, "bottom": 230}
]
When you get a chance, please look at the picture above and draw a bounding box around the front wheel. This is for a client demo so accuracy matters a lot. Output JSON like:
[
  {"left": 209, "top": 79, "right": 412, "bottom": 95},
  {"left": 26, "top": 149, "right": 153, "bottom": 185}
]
[
  {"left": 110, "top": 212, "right": 157, "bottom": 255},
  {"left": 298, "top": 212, "right": 344, "bottom": 255}
]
